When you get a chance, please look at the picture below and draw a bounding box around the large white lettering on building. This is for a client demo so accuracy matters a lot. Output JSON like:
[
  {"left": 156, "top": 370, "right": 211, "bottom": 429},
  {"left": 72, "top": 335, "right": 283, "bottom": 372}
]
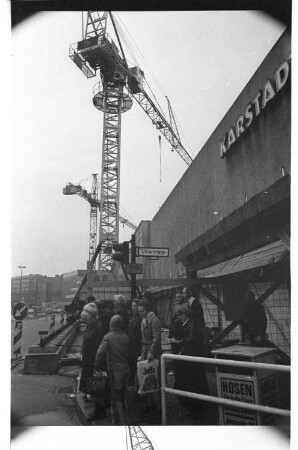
[{"left": 220, "top": 59, "right": 290, "bottom": 158}]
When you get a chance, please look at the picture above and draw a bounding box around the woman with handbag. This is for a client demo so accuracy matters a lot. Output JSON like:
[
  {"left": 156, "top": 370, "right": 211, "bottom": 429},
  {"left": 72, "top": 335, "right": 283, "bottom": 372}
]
[
  {"left": 94, "top": 315, "right": 130, "bottom": 425},
  {"left": 79, "top": 302, "right": 106, "bottom": 420}
]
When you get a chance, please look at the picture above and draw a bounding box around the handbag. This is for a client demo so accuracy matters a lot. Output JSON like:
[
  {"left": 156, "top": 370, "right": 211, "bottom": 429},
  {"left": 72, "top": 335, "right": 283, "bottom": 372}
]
[{"left": 85, "top": 373, "right": 108, "bottom": 396}]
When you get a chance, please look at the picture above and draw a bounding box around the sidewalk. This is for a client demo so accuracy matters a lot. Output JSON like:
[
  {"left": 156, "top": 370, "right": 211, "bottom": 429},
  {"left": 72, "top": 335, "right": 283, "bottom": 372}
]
[
  {"left": 11, "top": 360, "right": 80, "bottom": 433},
  {"left": 11, "top": 322, "right": 220, "bottom": 429}
]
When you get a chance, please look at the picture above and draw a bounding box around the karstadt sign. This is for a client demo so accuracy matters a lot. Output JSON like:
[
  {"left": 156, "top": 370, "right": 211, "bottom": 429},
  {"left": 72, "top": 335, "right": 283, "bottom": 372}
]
[{"left": 220, "top": 58, "right": 290, "bottom": 158}]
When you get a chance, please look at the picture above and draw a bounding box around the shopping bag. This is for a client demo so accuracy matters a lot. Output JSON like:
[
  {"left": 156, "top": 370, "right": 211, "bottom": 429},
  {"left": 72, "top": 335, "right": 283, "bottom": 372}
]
[{"left": 137, "top": 359, "right": 159, "bottom": 395}]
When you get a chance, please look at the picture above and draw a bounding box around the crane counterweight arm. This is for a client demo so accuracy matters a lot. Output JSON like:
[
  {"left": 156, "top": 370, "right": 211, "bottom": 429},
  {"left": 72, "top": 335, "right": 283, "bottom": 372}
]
[{"left": 129, "top": 88, "right": 193, "bottom": 166}]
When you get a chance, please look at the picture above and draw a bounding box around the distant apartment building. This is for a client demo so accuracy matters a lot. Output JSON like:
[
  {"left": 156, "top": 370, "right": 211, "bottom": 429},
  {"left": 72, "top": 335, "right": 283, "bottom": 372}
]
[
  {"left": 45, "top": 274, "right": 63, "bottom": 305},
  {"left": 11, "top": 271, "right": 87, "bottom": 307},
  {"left": 11, "top": 274, "right": 48, "bottom": 307}
]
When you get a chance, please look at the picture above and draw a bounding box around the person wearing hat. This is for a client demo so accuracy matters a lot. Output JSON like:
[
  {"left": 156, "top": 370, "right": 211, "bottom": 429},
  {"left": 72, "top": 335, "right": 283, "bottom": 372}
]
[
  {"left": 80, "top": 302, "right": 106, "bottom": 420},
  {"left": 94, "top": 314, "right": 130, "bottom": 425}
]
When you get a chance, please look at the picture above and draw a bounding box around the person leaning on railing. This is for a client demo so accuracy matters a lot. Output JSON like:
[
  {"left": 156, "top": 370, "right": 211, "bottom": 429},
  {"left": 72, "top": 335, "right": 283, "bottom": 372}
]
[{"left": 168, "top": 302, "right": 209, "bottom": 419}]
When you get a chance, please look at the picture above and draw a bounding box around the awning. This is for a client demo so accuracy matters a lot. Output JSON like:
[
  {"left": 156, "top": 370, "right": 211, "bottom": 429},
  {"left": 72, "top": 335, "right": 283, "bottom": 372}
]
[
  {"left": 145, "top": 285, "right": 181, "bottom": 295},
  {"left": 196, "top": 240, "right": 288, "bottom": 279}
]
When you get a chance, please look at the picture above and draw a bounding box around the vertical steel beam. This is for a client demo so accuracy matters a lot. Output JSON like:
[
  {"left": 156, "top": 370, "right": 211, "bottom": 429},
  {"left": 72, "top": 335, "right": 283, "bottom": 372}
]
[
  {"left": 89, "top": 174, "right": 98, "bottom": 263},
  {"left": 99, "top": 81, "right": 122, "bottom": 273}
]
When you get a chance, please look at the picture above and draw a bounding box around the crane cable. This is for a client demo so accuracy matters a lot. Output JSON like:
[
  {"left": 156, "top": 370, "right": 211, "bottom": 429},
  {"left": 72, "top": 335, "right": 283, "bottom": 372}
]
[
  {"left": 114, "top": 13, "right": 167, "bottom": 98},
  {"left": 113, "top": 13, "right": 194, "bottom": 158}
]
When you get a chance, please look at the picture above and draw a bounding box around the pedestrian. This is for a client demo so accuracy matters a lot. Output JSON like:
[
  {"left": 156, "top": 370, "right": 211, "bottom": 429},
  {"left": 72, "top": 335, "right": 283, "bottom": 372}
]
[
  {"left": 114, "top": 295, "right": 130, "bottom": 333},
  {"left": 169, "top": 302, "right": 209, "bottom": 419},
  {"left": 138, "top": 299, "right": 162, "bottom": 411},
  {"left": 128, "top": 298, "right": 142, "bottom": 385},
  {"left": 174, "top": 290, "right": 184, "bottom": 307},
  {"left": 169, "top": 304, "right": 184, "bottom": 356},
  {"left": 95, "top": 299, "right": 113, "bottom": 334},
  {"left": 94, "top": 315, "right": 130, "bottom": 425},
  {"left": 243, "top": 289, "right": 268, "bottom": 346},
  {"left": 168, "top": 304, "right": 184, "bottom": 378},
  {"left": 79, "top": 302, "right": 106, "bottom": 420},
  {"left": 86, "top": 295, "right": 96, "bottom": 304},
  {"left": 182, "top": 286, "right": 205, "bottom": 328}
]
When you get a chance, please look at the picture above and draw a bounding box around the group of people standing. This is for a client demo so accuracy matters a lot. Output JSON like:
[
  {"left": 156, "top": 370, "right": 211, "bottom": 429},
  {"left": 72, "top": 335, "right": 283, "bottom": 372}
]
[
  {"left": 79, "top": 294, "right": 162, "bottom": 424},
  {"left": 79, "top": 286, "right": 209, "bottom": 424}
]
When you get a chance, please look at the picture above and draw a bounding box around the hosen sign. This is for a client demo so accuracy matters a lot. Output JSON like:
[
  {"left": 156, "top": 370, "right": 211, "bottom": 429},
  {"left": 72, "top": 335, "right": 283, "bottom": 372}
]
[{"left": 220, "top": 58, "right": 290, "bottom": 158}]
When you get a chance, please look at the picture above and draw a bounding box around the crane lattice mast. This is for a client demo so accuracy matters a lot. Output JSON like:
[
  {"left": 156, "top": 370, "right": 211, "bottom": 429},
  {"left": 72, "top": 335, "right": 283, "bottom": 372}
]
[
  {"left": 63, "top": 179, "right": 137, "bottom": 269},
  {"left": 89, "top": 173, "right": 99, "bottom": 263},
  {"left": 69, "top": 10, "right": 193, "bottom": 273},
  {"left": 128, "top": 426, "right": 154, "bottom": 450}
]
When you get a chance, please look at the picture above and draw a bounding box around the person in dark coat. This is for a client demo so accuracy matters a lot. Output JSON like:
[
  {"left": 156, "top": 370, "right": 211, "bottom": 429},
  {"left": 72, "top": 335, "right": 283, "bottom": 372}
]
[
  {"left": 128, "top": 298, "right": 142, "bottom": 384},
  {"left": 169, "top": 303, "right": 209, "bottom": 418},
  {"left": 138, "top": 299, "right": 162, "bottom": 411},
  {"left": 79, "top": 302, "right": 106, "bottom": 419},
  {"left": 168, "top": 304, "right": 184, "bottom": 378},
  {"left": 114, "top": 295, "right": 130, "bottom": 333},
  {"left": 95, "top": 299, "right": 114, "bottom": 334},
  {"left": 243, "top": 290, "right": 268, "bottom": 346},
  {"left": 182, "top": 286, "right": 205, "bottom": 329}
]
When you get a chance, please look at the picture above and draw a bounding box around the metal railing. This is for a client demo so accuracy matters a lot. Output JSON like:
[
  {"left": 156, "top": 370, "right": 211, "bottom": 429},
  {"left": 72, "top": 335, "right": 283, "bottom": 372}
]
[{"left": 160, "top": 353, "right": 291, "bottom": 425}]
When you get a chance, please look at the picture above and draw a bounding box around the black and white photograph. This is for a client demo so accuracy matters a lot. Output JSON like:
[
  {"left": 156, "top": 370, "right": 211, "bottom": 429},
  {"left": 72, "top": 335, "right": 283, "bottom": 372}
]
[{"left": 6, "top": 1, "right": 293, "bottom": 449}]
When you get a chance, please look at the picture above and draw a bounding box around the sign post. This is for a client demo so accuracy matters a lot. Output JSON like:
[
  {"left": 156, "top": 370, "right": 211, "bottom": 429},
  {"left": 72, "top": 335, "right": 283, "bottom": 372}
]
[
  {"left": 136, "top": 247, "right": 169, "bottom": 258},
  {"left": 12, "top": 303, "right": 28, "bottom": 358},
  {"left": 126, "top": 263, "right": 143, "bottom": 274},
  {"left": 13, "top": 321, "right": 23, "bottom": 357},
  {"left": 13, "top": 302, "right": 28, "bottom": 321}
]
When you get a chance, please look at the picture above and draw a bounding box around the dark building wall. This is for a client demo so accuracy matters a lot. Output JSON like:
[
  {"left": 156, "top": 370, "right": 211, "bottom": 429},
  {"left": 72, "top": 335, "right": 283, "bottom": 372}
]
[
  {"left": 62, "top": 270, "right": 86, "bottom": 303},
  {"left": 147, "top": 30, "right": 290, "bottom": 279}
]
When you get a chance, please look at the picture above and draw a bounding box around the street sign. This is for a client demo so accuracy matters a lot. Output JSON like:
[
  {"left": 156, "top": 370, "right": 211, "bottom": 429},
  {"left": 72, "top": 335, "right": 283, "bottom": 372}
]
[
  {"left": 126, "top": 263, "right": 143, "bottom": 274},
  {"left": 137, "top": 247, "right": 169, "bottom": 257},
  {"left": 12, "top": 303, "right": 28, "bottom": 321}
]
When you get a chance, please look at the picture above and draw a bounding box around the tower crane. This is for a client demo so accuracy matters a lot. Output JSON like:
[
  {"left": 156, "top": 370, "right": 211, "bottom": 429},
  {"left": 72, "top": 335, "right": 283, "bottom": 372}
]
[
  {"left": 63, "top": 175, "right": 137, "bottom": 263},
  {"left": 69, "top": 11, "right": 193, "bottom": 273},
  {"left": 127, "top": 426, "right": 154, "bottom": 450}
]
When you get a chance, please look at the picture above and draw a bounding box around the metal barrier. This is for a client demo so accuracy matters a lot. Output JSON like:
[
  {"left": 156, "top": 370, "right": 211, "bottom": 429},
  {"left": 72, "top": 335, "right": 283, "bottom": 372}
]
[{"left": 160, "top": 353, "right": 290, "bottom": 425}]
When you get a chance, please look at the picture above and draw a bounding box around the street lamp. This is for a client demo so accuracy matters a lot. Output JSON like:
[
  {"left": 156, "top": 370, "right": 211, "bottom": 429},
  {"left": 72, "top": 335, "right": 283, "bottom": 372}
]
[{"left": 18, "top": 265, "right": 27, "bottom": 302}]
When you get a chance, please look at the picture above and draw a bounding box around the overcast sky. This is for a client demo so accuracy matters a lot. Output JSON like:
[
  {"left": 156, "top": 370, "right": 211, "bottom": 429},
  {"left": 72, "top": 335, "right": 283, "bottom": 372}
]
[{"left": 10, "top": 10, "right": 286, "bottom": 277}]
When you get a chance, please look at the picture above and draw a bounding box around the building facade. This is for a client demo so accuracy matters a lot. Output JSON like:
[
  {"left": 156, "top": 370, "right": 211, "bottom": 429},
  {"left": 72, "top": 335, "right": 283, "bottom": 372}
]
[
  {"left": 11, "top": 274, "right": 49, "bottom": 307},
  {"left": 133, "top": 30, "right": 291, "bottom": 356}
]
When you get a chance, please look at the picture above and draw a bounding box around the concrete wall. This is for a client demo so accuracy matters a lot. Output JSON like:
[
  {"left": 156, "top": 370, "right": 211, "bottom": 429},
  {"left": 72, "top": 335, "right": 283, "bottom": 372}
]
[{"left": 147, "top": 30, "right": 290, "bottom": 280}]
